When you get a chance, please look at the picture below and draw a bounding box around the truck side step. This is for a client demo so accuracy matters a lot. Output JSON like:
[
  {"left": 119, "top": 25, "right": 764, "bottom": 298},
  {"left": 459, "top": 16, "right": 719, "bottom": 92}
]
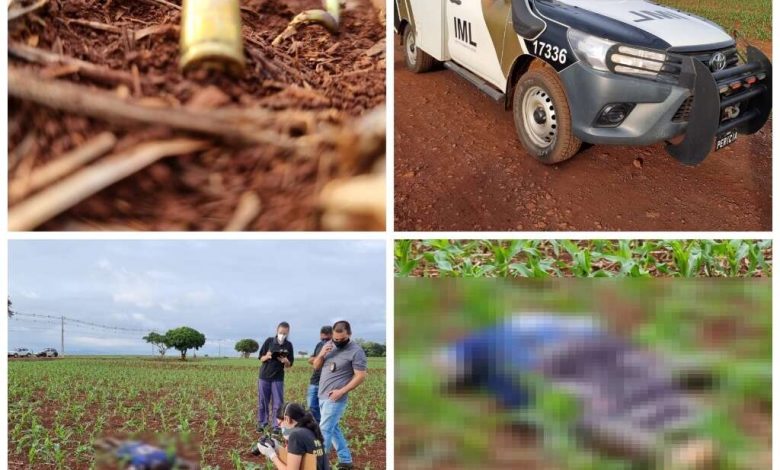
[{"left": 444, "top": 61, "right": 506, "bottom": 102}]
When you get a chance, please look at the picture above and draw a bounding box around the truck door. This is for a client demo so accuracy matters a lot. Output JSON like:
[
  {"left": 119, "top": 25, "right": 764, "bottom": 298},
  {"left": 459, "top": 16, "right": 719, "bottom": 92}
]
[{"left": 445, "top": 0, "right": 508, "bottom": 90}]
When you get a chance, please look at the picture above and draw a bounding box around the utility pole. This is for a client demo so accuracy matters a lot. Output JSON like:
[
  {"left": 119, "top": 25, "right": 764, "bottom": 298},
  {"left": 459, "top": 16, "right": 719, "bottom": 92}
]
[
  {"left": 61, "top": 315, "right": 64, "bottom": 357},
  {"left": 219, "top": 341, "right": 221, "bottom": 357}
]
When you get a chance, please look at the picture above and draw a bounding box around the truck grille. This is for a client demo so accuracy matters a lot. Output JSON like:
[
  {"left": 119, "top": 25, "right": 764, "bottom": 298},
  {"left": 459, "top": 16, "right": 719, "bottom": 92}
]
[
  {"left": 667, "top": 47, "right": 740, "bottom": 123},
  {"left": 673, "top": 96, "right": 694, "bottom": 122},
  {"left": 659, "top": 47, "right": 740, "bottom": 84},
  {"left": 681, "top": 47, "right": 740, "bottom": 72}
]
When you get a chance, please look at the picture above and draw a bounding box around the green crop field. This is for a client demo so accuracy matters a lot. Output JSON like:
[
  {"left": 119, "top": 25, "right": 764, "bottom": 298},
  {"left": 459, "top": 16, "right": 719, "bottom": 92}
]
[
  {"left": 396, "top": 240, "right": 772, "bottom": 278},
  {"left": 8, "top": 356, "right": 386, "bottom": 469},
  {"left": 658, "top": 0, "right": 771, "bottom": 41}
]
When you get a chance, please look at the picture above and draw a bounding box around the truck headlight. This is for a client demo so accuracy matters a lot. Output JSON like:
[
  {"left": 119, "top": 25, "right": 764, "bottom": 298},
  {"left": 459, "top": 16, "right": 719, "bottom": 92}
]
[
  {"left": 606, "top": 45, "right": 669, "bottom": 80},
  {"left": 567, "top": 29, "right": 614, "bottom": 71}
]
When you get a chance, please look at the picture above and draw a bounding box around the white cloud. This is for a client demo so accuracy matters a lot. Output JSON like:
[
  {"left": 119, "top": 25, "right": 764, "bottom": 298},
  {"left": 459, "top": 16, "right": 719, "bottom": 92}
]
[
  {"left": 70, "top": 336, "right": 139, "bottom": 348},
  {"left": 106, "top": 312, "right": 165, "bottom": 331},
  {"left": 183, "top": 287, "right": 214, "bottom": 305},
  {"left": 350, "top": 240, "right": 385, "bottom": 254},
  {"left": 96, "top": 256, "right": 214, "bottom": 311},
  {"left": 113, "top": 285, "right": 155, "bottom": 308},
  {"left": 18, "top": 289, "right": 40, "bottom": 299},
  {"left": 145, "top": 270, "right": 176, "bottom": 280},
  {"left": 186, "top": 241, "right": 210, "bottom": 249},
  {"left": 206, "top": 338, "right": 236, "bottom": 346}
]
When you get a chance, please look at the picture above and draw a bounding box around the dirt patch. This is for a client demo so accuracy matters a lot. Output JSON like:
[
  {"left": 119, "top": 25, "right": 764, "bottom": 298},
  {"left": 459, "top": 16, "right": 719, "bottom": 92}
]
[
  {"left": 8, "top": 0, "right": 385, "bottom": 231},
  {"left": 394, "top": 39, "right": 772, "bottom": 231},
  {"left": 8, "top": 358, "right": 386, "bottom": 469},
  {"left": 8, "top": 386, "right": 386, "bottom": 469}
]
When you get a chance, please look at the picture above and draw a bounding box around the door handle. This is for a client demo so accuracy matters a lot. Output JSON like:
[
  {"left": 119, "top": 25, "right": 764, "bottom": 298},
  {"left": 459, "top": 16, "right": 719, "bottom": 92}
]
[{"left": 449, "top": 0, "right": 461, "bottom": 4}]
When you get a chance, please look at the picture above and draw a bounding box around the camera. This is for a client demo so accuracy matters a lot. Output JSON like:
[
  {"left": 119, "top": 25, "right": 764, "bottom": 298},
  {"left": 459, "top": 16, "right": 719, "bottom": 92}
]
[{"left": 250, "top": 436, "right": 276, "bottom": 456}]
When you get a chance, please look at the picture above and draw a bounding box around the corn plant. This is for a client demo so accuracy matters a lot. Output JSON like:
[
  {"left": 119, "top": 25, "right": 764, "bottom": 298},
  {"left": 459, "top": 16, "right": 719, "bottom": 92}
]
[
  {"left": 396, "top": 240, "right": 771, "bottom": 278},
  {"left": 8, "top": 356, "right": 386, "bottom": 468}
]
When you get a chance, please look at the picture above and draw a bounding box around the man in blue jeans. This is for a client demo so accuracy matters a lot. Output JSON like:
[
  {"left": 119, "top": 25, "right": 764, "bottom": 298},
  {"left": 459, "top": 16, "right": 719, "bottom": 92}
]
[
  {"left": 307, "top": 325, "right": 333, "bottom": 422},
  {"left": 312, "top": 320, "right": 367, "bottom": 470}
]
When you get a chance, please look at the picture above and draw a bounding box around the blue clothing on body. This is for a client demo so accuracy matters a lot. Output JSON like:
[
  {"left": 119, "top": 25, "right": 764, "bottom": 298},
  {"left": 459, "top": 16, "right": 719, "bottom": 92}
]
[
  {"left": 445, "top": 314, "right": 699, "bottom": 455},
  {"left": 115, "top": 441, "right": 174, "bottom": 470},
  {"left": 448, "top": 315, "right": 603, "bottom": 408}
]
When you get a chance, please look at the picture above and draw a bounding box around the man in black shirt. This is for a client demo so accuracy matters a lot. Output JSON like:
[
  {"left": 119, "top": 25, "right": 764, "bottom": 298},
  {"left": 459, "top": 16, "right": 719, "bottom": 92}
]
[
  {"left": 307, "top": 326, "right": 333, "bottom": 422},
  {"left": 257, "top": 321, "right": 295, "bottom": 433}
]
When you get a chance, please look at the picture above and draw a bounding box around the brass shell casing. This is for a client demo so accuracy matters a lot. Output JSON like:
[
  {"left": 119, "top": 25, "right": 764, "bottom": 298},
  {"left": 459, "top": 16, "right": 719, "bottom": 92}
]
[{"left": 180, "top": 0, "right": 245, "bottom": 73}]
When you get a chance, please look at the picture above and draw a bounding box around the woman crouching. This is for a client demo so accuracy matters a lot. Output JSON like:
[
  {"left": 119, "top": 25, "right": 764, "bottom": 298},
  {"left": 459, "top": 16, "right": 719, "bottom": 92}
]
[{"left": 255, "top": 402, "right": 329, "bottom": 470}]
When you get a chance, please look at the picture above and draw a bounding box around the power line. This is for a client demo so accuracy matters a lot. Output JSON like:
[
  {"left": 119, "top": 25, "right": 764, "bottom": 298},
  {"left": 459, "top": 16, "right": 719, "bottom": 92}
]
[
  {"left": 13, "top": 312, "right": 154, "bottom": 333},
  {"left": 10, "top": 310, "right": 238, "bottom": 356},
  {"left": 11, "top": 311, "right": 160, "bottom": 356},
  {"left": 9, "top": 317, "right": 146, "bottom": 339}
]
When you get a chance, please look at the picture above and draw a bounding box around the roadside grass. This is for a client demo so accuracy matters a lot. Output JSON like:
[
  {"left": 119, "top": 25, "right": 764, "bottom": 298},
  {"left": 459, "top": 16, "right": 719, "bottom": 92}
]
[
  {"left": 395, "top": 280, "right": 771, "bottom": 469},
  {"left": 8, "top": 356, "right": 386, "bottom": 469},
  {"left": 658, "top": 0, "right": 771, "bottom": 41},
  {"left": 395, "top": 240, "right": 772, "bottom": 278}
]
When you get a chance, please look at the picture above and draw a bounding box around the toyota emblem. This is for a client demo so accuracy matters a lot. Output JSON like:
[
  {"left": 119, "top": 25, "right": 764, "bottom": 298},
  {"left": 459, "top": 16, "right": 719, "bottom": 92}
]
[{"left": 709, "top": 52, "right": 727, "bottom": 72}]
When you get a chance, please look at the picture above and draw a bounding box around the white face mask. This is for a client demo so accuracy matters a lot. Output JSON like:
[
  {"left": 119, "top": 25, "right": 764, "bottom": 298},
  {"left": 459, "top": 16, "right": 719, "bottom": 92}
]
[
  {"left": 277, "top": 333, "right": 287, "bottom": 343},
  {"left": 281, "top": 423, "right": 293, "bottom": 440}
]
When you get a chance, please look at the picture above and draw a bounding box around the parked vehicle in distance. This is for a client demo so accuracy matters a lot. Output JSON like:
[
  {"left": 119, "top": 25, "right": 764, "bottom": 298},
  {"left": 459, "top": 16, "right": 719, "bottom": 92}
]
[
  {"left": 8, "top": 348, "right": 34, "bottom": 358},
  {"left": 395, "top": 0, "right": 772, "bottom": 165},
  {"left": 37, "top": 348, "right": 59, "bottom": 358}
]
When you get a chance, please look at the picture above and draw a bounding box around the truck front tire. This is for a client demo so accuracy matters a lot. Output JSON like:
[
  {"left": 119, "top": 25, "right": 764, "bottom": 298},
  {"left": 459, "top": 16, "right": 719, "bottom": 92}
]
[
  {"left": 403, "top": 25, "right": 437, "bottom": 73},
  {"left": 513, "top": 66, "right": 581, "bottom": 164}
]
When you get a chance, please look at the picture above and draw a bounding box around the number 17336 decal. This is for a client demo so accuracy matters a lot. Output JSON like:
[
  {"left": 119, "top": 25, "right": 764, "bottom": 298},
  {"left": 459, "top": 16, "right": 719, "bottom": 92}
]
[{"left": 531, "top": 39, "right": 569, "bottom": 66}]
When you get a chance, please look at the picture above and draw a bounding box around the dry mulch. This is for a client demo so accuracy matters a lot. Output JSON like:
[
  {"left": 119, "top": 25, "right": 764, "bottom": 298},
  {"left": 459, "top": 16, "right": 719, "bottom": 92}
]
[{"left": 8, "top": 0, "right": 386, "bottom": 231}]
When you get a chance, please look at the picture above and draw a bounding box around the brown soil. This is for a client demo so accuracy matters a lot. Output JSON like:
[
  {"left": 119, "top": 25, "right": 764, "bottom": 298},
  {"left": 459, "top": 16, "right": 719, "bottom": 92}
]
[
  {"left": 394, "top": 40, "right": 772, "bottom": 231},
  {"left": 8, "top": 367, "right": 387, "bottom": 470},
  {"left": 8, "top": 0, "right": 385, "bottom": 231}
]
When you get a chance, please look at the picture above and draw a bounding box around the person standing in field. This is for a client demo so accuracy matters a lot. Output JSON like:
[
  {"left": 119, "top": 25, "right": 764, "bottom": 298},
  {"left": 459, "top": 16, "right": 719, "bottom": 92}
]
[
  {"left": 307, "top": 325, "right": 333, "bottom": 423},
  {"left": 313, "top": 320, "right": 367, "bottom": 470},
  {"left": 258, "top": 321, "right": 295, "bottom": 434}
]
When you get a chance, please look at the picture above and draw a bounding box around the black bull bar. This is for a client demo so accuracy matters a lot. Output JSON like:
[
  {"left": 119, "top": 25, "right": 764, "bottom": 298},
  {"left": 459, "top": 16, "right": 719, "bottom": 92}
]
[{"left": 667, "top": 46, "right": 772, "bottom": 165}]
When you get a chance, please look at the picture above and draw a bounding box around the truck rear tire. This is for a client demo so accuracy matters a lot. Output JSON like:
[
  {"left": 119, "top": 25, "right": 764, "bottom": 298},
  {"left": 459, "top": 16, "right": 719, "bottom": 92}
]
[
  {"left": 513, "top": 66, "right": 581, "bottom": 164},
  {"left": 403, "top": 25, "right": 437, "bottom": 73}
]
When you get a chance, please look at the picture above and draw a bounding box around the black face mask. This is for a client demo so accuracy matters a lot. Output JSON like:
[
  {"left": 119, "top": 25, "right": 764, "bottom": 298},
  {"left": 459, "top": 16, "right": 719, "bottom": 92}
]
[{"left": 333, "top": 338, "right": 350, "bottom": 349}]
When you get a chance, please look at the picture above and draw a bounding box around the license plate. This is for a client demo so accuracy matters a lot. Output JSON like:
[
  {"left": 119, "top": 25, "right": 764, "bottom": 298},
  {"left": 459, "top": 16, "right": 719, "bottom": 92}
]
[{"left": 715, "top": 129, "right": 738, "bottom": 151}]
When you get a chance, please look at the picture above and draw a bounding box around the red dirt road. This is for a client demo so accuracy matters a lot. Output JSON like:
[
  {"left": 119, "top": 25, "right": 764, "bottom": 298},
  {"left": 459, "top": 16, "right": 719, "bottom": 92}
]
[{"left": 394, "top": 41, "right": 772, "bottom": 232}]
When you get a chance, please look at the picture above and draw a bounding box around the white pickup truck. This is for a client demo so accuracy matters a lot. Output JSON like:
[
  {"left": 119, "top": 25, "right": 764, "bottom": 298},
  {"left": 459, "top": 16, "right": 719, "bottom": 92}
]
[{"left": 394, "top": 0, "right": 772, "bottom": 165}]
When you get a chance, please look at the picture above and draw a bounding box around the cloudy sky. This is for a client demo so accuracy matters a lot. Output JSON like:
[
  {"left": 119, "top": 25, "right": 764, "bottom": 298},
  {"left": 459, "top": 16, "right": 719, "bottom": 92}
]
[{"left": 8, "top": 240, "right": 386, "bottom": 356}]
